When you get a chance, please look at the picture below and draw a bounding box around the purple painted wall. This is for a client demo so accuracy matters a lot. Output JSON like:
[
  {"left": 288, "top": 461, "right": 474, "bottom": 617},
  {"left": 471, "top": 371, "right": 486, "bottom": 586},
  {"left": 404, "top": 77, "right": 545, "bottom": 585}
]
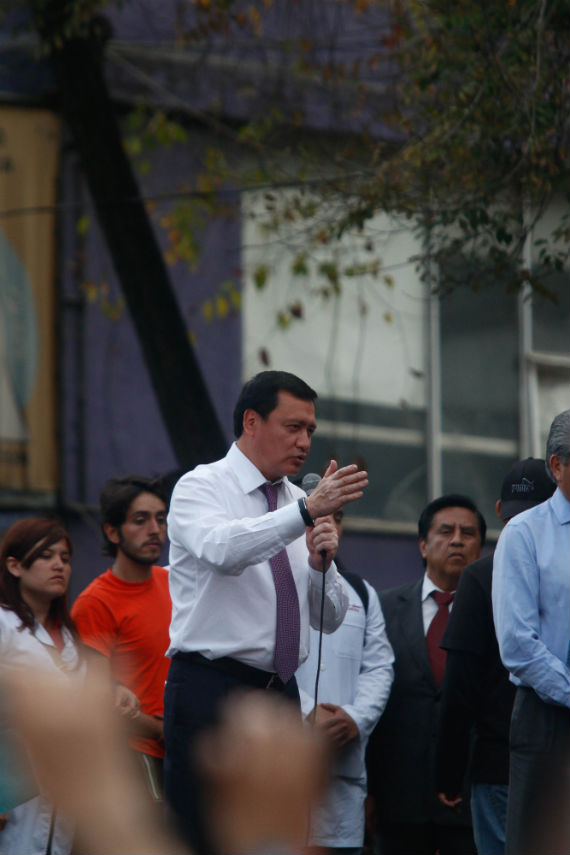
[
  {"left": 338, "top": 531, "right": 423, "bottom": 592},
  {"left": 102, "top": 0, "right": 400, "bottom": 139}
]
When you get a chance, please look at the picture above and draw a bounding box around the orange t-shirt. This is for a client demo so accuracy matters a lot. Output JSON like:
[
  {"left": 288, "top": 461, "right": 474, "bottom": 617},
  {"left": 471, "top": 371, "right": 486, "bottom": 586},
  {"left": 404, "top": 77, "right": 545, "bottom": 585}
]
[{"left": 71, "top": 566, "right": 171, "bottom": 758}]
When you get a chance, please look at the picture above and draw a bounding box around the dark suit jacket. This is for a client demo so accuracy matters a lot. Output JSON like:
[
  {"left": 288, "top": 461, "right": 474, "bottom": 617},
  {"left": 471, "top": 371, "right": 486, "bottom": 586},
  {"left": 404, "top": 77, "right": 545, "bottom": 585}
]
[{"left": 366, "top": 578, "right": 472, "bottom": 827}]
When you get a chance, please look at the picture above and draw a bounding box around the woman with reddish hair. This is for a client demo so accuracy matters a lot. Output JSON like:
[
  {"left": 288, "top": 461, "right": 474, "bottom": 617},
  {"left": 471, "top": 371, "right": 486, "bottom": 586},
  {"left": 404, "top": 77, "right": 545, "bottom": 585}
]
[{"left": 0, "top": 518, "right": 84, "bottom": 855}]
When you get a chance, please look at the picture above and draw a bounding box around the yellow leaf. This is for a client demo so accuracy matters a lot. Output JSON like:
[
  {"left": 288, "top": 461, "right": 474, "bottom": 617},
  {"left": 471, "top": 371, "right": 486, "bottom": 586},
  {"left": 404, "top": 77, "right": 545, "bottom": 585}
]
[
  {"left": 216, "top": 295, "right": 229, "bottom": 318},
  {"left": 80, "top": 280, "right": 98, "bottom": 304},
  {"left": 76, "top": 215, "right": 90, "bottom": 236}
]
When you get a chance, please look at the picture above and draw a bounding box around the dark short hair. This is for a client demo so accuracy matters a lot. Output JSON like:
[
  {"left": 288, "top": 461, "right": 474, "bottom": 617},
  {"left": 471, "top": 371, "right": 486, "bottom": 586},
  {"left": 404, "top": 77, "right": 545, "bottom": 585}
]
[
  {"left": 418, "top": 493, "right": 486, "bottom": 546},
  {"left": 100, "top": 475, "right": 168, "bottom": 557},
  {"left": 232, "top": 371, "right": 317, "bottom": 438},
  {"left": 0, "top": 517, "right": 77, "bottom": 637}
]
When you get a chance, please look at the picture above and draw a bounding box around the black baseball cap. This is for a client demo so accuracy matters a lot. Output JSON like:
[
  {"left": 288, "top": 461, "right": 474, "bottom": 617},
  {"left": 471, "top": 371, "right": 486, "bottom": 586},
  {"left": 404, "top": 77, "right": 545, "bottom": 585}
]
[{"left": 500, "top": 458, "right": 555, "bottom": 521}]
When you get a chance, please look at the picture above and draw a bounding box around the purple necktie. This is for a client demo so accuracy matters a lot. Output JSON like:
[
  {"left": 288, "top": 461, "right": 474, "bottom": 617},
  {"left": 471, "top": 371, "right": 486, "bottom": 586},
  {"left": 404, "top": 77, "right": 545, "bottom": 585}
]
[
  {"left": 426, "top": 591, "right": 454, "bottom": 687},
  {"left": 261, "top": 482, "right": 301, "bottom": 684}
]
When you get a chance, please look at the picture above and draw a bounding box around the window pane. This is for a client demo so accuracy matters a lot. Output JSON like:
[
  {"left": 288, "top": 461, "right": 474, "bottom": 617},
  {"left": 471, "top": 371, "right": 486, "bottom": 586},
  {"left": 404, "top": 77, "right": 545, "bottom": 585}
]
[
  {"left": 440, "top": 275, "right": 519, "bottom": 440},
  {"left": 307, "top": 403, "right": 427, "bottom": 524},
  {"left": 241, "top": 192, "right": 427, "bottom": 412},
  {"left": 537, "top": 366, "right": 570, "bottom": 453},
  {"left": 532, "top": 273, "right": 570, "bottom": 354}
]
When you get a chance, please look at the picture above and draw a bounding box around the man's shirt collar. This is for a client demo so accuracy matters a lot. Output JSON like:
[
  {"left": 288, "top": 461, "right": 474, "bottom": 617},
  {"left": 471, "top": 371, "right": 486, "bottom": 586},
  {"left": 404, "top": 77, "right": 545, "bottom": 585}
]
[
  {"left": 422, "top": 572, "right": 444, "bottom": 601},
  {"left": 227, "top": 442, "right": 286, "bottom": 495},
  {"left": 551, "top": 486, "right": 570, "bottom": 525}
]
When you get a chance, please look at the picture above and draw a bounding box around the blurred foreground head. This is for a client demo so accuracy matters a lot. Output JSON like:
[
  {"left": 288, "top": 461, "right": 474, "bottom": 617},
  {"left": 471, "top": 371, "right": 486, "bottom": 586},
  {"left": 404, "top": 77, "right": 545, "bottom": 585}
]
[{"left": 3, "top": 666, "right": 329, "bottom": 855}]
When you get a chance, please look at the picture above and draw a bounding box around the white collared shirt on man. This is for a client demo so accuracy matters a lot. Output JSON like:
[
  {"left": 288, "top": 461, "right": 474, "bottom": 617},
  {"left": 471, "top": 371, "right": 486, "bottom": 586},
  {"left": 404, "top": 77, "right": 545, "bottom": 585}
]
[
  {"left": 421, "top": 572, "right": 455, "bottom": 635},
  {"left": 166, "top": 442, "right": 348, "bottom": 671}
]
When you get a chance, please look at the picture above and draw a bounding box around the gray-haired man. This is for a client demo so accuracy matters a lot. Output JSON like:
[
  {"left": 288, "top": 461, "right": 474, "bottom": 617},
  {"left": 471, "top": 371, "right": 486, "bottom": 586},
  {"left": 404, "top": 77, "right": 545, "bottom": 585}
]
[{"left": 493, "top": 410, "right": 570, "bottom": 855}]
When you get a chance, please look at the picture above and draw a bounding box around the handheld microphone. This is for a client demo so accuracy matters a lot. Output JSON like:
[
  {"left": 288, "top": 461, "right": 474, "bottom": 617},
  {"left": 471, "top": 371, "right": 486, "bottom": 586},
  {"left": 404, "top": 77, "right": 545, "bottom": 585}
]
[
  {"left": 302, "top": 473, "right": 325, "bottom": 562},
  {"left": 301, "top": 472, "right": 321, "bottom": 496}
]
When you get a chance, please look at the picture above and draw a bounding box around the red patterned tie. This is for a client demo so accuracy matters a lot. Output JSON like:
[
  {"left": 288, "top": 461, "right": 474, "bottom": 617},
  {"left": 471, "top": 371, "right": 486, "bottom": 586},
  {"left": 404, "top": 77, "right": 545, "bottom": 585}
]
[
  {"left": 261, "top": 483, "right": 301, "bottom": 684},
  {"left": 426, "top": 591, "right": 454, "bottom": 687}
]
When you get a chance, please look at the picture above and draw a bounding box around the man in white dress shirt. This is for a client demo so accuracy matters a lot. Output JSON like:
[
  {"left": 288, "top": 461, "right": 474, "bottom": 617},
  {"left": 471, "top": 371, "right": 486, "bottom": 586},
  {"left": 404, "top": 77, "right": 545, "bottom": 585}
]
[
  {"left": 296, "top": 509, "right": 394, "bottom": 855},
  {"left": 163, "top": 370, "right": 369, "bottom": 854}
]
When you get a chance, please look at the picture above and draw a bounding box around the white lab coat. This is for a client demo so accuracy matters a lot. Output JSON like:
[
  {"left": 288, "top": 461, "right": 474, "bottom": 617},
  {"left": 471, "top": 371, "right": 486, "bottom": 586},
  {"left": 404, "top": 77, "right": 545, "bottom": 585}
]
[{"left": 296, "top": 576, "right": 394, "bottom": 847}]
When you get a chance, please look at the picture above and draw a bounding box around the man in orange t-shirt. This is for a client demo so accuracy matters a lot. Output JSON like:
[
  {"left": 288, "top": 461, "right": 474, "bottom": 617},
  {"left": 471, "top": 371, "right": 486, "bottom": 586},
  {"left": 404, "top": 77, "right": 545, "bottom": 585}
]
[{"left": 72, "top": 475, "right": 171, "bottom": 799}]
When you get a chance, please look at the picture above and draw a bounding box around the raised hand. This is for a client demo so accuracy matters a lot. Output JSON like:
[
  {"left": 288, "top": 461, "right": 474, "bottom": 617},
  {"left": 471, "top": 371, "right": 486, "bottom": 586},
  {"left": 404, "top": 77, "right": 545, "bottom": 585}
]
[{"left": 305, "top": 460, "right": 368, "bottom": 521}]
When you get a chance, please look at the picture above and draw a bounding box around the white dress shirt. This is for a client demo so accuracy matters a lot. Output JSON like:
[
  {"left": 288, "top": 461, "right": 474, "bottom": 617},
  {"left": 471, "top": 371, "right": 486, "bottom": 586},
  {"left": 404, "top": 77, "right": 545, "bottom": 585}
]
[
  {"left": 167, "top": 442, "right": 349, "bottom": 670},
  {"left": 421, "top": 572, "right": 455, "bottom": 635},
  {"left": 296, "top": 577, "right": 394, "bottom": 847}
]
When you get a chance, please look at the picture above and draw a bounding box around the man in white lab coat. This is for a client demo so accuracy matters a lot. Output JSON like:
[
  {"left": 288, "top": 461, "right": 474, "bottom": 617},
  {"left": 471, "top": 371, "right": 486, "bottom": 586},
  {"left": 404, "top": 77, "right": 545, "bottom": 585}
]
[{"left": 296, "top": 510, "right": 394, "bottom": 854}]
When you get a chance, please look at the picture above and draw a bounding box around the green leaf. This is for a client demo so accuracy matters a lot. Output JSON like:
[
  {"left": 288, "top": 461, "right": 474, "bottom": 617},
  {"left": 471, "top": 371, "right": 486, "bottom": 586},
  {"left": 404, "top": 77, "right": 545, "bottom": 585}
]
[
  {"left": 76, "top": 214, "right": 90, "bottom": 236},
  {"left": 254, "top": 265, "right": 269, "bottom": 289}
]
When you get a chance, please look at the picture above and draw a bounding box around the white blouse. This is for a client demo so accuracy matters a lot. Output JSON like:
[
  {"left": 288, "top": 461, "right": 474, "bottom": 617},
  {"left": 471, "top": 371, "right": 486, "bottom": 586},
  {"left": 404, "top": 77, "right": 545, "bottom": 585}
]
[{"left": 0, "top": 607, "right": 84, "bottom": 855}]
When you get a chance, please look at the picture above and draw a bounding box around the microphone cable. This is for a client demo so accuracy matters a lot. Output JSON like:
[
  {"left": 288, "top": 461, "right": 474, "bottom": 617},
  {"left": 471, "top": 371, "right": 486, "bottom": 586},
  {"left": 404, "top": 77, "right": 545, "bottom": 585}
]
[
  {"left": 305, "top": 546, "right": 326, "bottom": 851},
  {"left": 300, "top": 473, "right": 326, "bottom": 850},
  {"left": 301, "top": 472, "right": 327, "bottom": 714},
  {"left": 313, "top": 548, "right": 327, "bottom": 710}
]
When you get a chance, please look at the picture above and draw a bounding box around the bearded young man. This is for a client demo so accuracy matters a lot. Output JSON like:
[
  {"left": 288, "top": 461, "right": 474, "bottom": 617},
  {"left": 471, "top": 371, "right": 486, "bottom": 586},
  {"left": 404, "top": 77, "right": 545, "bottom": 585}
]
[{"left": 72, "top": 475, "right": 171, "bottom": 803}]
